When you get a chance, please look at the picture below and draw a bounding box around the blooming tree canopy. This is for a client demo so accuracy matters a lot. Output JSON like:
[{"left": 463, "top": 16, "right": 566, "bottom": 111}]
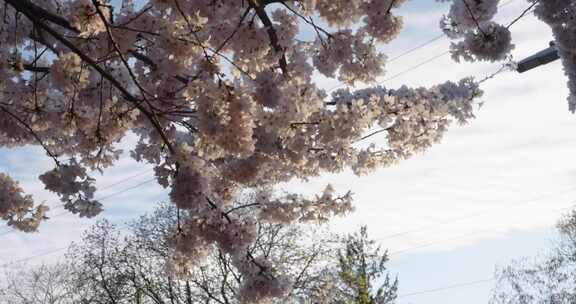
[{"left": 0, "top": 0, "right": 575, "bottom": 302}]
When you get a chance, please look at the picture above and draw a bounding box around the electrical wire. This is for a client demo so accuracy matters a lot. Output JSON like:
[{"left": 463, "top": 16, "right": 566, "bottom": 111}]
[
  {"left": 397, "top": 277, "right": 495, "bottom": 299},
  {"left": 0, "top": 176, "right": 157, "bottom": 238},
  {"left": 387, "top": 34, "right": 445, "bottom": 63},
  {"left": 0, "top": 174, "right": 159, "bottom": 268},
  {"left": 0, "top": 167, "right": 153, "bottom": 231},
  {"left": 392, "top": 207, "right": 576, "bottom": 299},
  {"left": 0, "top": 176, "right": 158, "bottom": 268},
  {"left": 384, "top": 50, "right": 451, "bottom": 82},
  {"left": 327, "top": 0, "right": 523, "bottom": 93},
  {"left": 89, "top": 177, "right": 157, "bottom": 202},
  {"left": 0, "top": 247, "right": 68, "bottom": 268},
  {"left": 98, "top": 168, "right": 154, "bottom": 192},
  {"left": 387, "top": 201, "right": 576, "bottom": 257},
  {"left": 373, "top": 184, "right": 576, "bottom": 242}
]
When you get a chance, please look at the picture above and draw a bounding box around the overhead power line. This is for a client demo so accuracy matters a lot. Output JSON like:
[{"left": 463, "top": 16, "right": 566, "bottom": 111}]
[
  {"left": 0, "top": 196, "right": 151, "bottom": 268},
  {"left": 98, "top": 168, "right": 154, "bottom": 191},
  {"left": 398, "top": 277, "right": 495, "bottom": 299},
  {"left": 0, "top": 177, "right": 164, "bottom": 268},
  {"left": 383, "top": 51, "right": 450, "bottom": 82},
  {"left": 0, "top": 247, "right": 68, "bottom": 268},
  {"left": 0, "top": 176, "right": 157, "bottom": 238},
  {"left": 89, "top": 177, "right": 156, "bottom": 202},
  {"left": 388, "top": 0, "right": 517, "bottom": 63},
  {"left": 0, "top": 173, "right": 159, "bottom": 267},
  {"left": 374, "top": 184, "right": 576, "bottom": 242},
  {"left": 0, "top": 167, "right": 153, "bottom": 231},
  {"left": 387, "top": 34, "right": 445, "bottom": 63},
  {"left": 387, "top": 200, "right": 576, "bottom": 257},
  {"left": 396, "top": 233, "right": 557, "bottom": 301},
  {"left": 328, "top": 0, "right": 527, "bottom": 92}
]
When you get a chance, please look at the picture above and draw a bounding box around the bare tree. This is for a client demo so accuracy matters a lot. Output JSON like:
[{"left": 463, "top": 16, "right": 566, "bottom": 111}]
[
  {"left": 0, "top": 262, "right": 81, "bottom": 304},
  {"left": 491, "top": 209, "right": 576, "bottom": 304}
]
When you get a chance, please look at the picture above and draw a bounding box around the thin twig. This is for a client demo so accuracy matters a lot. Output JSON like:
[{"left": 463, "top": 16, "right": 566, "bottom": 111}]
[
  {"left": 0, "top": 105, "right": 60, "bottom": 165},
  {"left": 462, "top": 0, "right": 487, "bottom": 36},
  {"left": 356, "top": 128, "right": 390, "bottom": 143},
  {"left": 225, "top": 203, "right": 261, "bottom": 215},
  {"left": 506, "top": 0, "right": 538, "bottom": 29},
  {"left": 8, "top": 0, "right": 175, "bottom": 154}
]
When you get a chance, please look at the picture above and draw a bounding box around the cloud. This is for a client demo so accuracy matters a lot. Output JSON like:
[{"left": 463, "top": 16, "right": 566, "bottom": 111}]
[{"left": 0, "top": 134, "right": 161, "bottom": 269}]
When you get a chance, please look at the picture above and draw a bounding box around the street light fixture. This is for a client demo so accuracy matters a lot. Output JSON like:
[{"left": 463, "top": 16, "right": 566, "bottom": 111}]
[{"left": 516, "top": 41, "right": 560, "bottom": 73}]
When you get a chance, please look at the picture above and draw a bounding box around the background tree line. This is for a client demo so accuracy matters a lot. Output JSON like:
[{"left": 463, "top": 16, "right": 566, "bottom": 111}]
[
  {"left": 490, "top": 208, "right": 576, "bottom": 304},
  {"left": 0, "top": 201, "right": 398, "bottom": 304}
]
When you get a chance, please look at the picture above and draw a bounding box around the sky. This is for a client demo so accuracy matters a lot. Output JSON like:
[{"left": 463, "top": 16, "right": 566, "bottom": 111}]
[{"left": 1, "top": 1, "right": 575, "bottom": 303}]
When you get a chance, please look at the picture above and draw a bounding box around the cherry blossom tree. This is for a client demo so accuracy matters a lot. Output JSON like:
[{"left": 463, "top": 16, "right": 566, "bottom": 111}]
[{"left": 0, "top": 0, "right": 575, "bottom": 302}]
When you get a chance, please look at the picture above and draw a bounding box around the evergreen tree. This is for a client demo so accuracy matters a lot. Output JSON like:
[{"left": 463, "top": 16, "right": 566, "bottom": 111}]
[{"left": 335, "top": 226, "right": 398, "bottom": 304}]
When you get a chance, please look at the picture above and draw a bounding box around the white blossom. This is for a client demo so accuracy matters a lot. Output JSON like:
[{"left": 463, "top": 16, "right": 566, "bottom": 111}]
[
  {"left": 68, "top": 0, "right": 109, "bottom": 36},
  {"left": 50, "top": 53, "right": 89, "bottom": 92},
  {"left": 450, "top": 22, "right": 514, "bottom": 62},
  {"left": 39, "top": 160, "right": 101, "bottom": 218},
  {"left": 447, "top": 0, "right": 499, "bottom": 30},
  {"left": 235, "top": 256, "right": 291, "bottom": 304},
  {"left": 531, "top": 1, "right": 576, "bottom": 112},
  {"left": 0, "top": 172, "right": 48, "bottom": 232}
]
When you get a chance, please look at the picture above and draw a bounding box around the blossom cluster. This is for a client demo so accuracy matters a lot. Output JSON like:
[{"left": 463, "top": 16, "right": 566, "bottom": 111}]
[
  {"left": 50, "top": 53, "right": 90, "bottom": 92},
  {"left": 530, "top": 1, "right": 576, "bottom": 112},
  {"left": 256, "top": 185, "right": 354, "bottom": 224},
  {"left": 236, "top": 256, "right": 291, "bottom": 303},
  {"left": 0, "top": 173, "right": 48, "bottom": 232},
  {"left": 39, "top": 160, "right": 102, "bottom": 218},
  {"left": 442, "top": 0, "right": 514, "bottom": 62},
  {"left": 69, "top": 0, "right": 109, "bottom": 37}
]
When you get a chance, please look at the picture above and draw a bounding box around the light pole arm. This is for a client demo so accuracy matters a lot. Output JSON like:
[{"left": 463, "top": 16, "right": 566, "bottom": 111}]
[{"left": 517, "top": 42, "right": 560, "bottom": 73}]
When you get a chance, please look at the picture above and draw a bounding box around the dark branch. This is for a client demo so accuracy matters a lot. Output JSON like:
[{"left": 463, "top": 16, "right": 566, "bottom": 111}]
[
  {"left": 5, "top": 0, "right": 79, "bottom": 32},
  {"left": 23, "top": 64, "right": 50, "bottom": 73},
  {"left": 6, "top": 0, "right": 176, "bottom": 155},
  {"left": 0, "top": 105, "right": 60, "bottom": 165},
  {"left": 248, "top": 0, "right": 289, "bottom": 76}
]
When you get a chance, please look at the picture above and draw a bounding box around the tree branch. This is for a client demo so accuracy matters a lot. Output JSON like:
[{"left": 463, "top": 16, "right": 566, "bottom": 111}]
[
  {"left": 5, "top": 0, "right": 79, "bottom": 32},
  {"left": 6, "top": 0, "right": 175, "bottom": 155},
  {"left": 23, "top": 64, "right": 50, "bottom": 73},
  {"left": 0, "top": 105, "right": 60, "bottom": 166},
  {"left": 248, "top": 0, "right": 289, "bottom": 76}
]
